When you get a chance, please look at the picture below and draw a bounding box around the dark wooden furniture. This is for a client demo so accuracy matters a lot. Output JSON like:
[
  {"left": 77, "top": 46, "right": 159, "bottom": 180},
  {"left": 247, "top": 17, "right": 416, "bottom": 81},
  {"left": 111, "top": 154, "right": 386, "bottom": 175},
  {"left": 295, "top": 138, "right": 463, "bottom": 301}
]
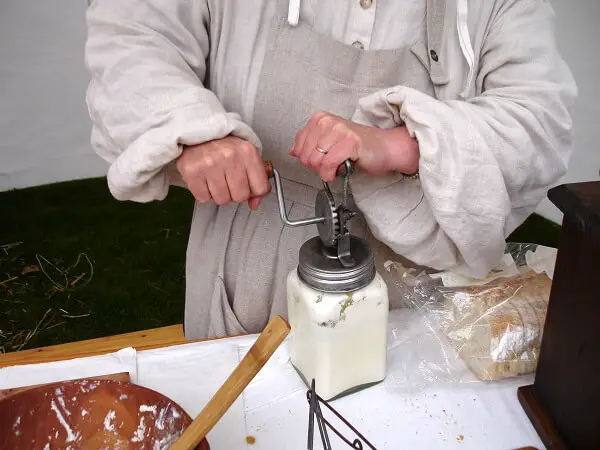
[{"left": 518, "top": 181, "right": 600, "bottom": 449}]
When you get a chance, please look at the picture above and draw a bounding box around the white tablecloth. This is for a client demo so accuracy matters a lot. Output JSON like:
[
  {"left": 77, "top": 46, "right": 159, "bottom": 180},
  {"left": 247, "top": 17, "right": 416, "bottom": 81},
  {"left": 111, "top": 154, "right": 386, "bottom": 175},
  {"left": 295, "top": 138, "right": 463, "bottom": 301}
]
[
  {"left": 0, "top": 309, "right": 543, "bottom": 449},
  {"left": 0, "top": 347, "right": 138, "bottom": 387}
]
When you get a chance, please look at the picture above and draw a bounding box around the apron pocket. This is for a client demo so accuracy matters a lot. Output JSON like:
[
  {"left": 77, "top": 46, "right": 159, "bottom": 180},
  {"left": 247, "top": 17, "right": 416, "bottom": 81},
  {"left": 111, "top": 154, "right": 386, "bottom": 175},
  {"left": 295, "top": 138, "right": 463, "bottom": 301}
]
[{"left": 208, "top": 276, "right": 249, "bottom": 338}]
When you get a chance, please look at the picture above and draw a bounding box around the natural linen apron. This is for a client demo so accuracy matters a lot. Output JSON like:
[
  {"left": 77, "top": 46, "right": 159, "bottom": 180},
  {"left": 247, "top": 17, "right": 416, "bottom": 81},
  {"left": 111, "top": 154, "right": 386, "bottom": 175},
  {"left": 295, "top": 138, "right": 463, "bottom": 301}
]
[{"left": 184, "top": 0, "right": 442, "bottom": 339}]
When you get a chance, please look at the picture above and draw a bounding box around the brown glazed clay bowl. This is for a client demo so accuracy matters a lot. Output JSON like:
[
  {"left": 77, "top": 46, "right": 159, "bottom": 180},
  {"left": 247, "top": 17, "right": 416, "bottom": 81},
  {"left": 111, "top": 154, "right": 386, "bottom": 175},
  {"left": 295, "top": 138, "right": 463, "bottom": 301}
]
[{"left": 0, "top": 379, "right": 209, "bottom": 449}]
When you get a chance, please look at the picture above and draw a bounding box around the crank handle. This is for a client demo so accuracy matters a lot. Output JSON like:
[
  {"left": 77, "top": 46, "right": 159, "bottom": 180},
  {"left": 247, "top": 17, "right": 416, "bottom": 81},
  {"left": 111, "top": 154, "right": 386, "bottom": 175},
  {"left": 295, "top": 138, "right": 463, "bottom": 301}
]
[
  {"left": 262, "top": 161, "right": 326, "bottom": 228},
  {"left": 263, "top": 160, "right": 354, "bottom": 179},
  {"left": 262, "top": 160, "right": 355, "bottom": 229}
]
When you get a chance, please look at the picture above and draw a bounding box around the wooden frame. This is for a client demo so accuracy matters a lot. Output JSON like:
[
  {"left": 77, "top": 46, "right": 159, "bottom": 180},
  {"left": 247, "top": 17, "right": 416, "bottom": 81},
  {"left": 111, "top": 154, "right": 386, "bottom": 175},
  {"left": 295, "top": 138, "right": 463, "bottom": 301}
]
[{"left": 0, "top": 324, "right": 191, "bottom": 368}]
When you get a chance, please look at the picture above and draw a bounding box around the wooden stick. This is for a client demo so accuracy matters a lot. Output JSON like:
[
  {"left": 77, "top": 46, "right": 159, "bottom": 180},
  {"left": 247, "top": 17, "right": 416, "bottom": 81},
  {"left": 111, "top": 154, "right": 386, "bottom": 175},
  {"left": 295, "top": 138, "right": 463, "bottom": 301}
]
[
  {"left": 170, "top": 315, "right": 291, "bottom": 450},
  {"left": 263, "top": 160, "right": 274, "bottom": 179},
  {"left": 0, "top": 324, "right": 197, "bottom": 368}
]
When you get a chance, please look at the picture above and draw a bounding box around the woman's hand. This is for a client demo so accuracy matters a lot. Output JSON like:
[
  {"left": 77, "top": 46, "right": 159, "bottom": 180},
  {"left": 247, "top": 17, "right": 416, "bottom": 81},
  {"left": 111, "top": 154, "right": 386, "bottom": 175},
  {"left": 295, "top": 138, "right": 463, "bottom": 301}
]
[
  {"left": 290, "top": 111, "right": 419, "bottom": 182},
  {"left": 176, "top": 136, "right": 270, "bottom": 210}
]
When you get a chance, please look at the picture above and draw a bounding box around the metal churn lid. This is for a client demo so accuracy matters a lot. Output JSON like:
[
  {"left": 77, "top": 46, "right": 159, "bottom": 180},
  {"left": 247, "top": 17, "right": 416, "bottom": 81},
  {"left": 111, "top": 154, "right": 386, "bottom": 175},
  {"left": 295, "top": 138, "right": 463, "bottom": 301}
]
[{"left": 297, "top": 235, "right": 375, "bottom": 293}]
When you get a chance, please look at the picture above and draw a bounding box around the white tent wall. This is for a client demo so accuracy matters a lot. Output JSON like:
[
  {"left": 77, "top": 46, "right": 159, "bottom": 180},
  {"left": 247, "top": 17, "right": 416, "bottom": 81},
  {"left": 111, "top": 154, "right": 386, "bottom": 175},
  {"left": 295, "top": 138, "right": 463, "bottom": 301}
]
[
  {"left": 1, "top": 0, "right": 598, "bottom": 224},
  {"left": 534, "top": 0, "right": 600, "bottom": 222},
  {"left": 0, "top": 0, "right": 106, "bottom": 192}
]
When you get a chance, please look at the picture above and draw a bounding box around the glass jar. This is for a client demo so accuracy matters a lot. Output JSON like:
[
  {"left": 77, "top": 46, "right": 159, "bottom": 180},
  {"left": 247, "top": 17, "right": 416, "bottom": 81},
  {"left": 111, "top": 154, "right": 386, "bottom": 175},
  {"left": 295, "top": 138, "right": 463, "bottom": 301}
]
[{"left": 286, "top": 235, "right": 389, "bottom": 401}]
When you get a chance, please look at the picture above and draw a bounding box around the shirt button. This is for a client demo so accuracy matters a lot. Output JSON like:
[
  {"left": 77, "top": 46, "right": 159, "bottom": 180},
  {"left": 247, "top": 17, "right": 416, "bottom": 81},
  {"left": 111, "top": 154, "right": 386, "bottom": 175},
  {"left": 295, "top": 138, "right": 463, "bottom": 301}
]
[
  {"left": 430, "top": 49, "right": 439, "bottom": 62},
  {"left": 352, "top": 41, "right": 364, "bottom": 49},
  {"left": 360, "top": 0, "right": 373, "bottom": 9}
]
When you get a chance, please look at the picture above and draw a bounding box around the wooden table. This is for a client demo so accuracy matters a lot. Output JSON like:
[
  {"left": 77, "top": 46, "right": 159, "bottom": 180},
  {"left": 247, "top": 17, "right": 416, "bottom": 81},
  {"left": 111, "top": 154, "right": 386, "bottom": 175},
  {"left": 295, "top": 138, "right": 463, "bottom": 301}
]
[{"left": 0, "top": 324, "right": 192, "bottom": 368}]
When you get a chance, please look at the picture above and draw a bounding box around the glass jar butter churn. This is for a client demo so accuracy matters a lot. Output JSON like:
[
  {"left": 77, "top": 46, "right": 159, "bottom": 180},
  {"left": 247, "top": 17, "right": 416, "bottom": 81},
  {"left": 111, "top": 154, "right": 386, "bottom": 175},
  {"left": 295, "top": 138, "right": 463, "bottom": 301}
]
[{"left": 264, "top": 160, "right": 389, "bottom": 401}]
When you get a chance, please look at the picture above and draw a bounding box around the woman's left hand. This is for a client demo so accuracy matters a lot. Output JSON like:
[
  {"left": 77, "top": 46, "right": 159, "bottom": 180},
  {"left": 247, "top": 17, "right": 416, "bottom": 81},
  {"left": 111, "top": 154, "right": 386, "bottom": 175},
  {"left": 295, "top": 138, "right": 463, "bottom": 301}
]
[{"left": 290, "top": 111, "right": 420, "bottom": 182}]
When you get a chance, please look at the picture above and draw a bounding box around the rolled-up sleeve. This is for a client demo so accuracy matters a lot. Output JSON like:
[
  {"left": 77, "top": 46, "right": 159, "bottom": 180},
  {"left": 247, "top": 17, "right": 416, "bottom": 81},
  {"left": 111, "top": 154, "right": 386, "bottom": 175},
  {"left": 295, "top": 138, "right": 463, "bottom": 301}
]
[
  {"left": 350, "top": 0, "right": 577, "bottom": 278},
  {"left": 85, "top": 0, "right": 260, "bottom": 202}
]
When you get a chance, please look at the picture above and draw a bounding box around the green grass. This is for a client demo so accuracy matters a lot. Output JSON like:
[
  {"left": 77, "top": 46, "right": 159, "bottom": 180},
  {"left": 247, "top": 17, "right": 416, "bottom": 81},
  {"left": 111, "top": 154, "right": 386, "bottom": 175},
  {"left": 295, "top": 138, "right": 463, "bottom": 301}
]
[
  {"left": 0, "top": 178, "right": 194, "bottom": 353},
  {"left": 0, "top": 177, "right": 562, "bottom": 353}
]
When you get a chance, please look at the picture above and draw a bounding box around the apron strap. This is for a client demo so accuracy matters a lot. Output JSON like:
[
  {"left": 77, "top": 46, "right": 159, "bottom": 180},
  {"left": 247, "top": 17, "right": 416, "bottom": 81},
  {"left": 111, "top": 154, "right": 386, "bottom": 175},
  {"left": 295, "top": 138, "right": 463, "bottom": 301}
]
[
  {"left": 275, "top": 0, "right": 295, "bottom": 21},
  {"left": 426, "top": 0, "right": 450, "bottom": 87}
]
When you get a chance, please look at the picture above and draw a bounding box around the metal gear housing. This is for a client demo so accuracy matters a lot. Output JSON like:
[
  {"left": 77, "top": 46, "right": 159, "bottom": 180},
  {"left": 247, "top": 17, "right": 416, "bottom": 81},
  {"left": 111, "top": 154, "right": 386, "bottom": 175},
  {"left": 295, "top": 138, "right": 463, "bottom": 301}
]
[{"left": 314, "top": 188, "right": 339, "bottom": 247}]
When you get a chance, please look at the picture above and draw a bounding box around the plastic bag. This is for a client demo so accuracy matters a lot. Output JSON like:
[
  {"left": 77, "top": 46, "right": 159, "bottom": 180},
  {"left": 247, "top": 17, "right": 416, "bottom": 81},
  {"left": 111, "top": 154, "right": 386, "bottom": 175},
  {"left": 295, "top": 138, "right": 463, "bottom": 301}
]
[{"left": 384, "top": 243, "right": 557, "bottom": 390}]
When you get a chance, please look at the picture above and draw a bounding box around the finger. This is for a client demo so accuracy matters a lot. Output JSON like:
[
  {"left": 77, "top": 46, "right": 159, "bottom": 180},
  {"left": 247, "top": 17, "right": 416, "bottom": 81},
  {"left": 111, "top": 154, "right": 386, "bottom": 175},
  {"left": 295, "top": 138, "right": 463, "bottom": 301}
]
[
  {"left": 298, "top": 130, "right": 319, "bottom": 166},
  {"left": 247, "top": 197, "right": 262, "bottom": 210},
  {"left": 244, "top": 151, "right": 271, "bottom": 200},
  {"left": 298, "top": 124, "right": 325, "bottom": 166},
  {"left": 303, "top": 113, "right": 338, "bottom": 165},
  {"left": 320, "top": 134, "right": 359, "bottom": 182},
  {"left": 290, "top": 126, "right": 308, "bottom": 157},
  {"left": 306, "top": 145, "right": 327, "bottom": 170},
  {"left": 293, "top": 111, "right": 328, "bottom": 160},
  {"left": 190, "top": 175, "right": 212, "bottom": 204},
  {"left": 205, "top": 168, "right": 232, "bottom": 206},
  {"left": 309, "top": 111, "right": 330, "bottom": 126},
  {"left": 308, "top": 123, "right": 347, "bottom": 170},
  {"left": 225, "top": 160, "right": 251, "bottom": 203}
]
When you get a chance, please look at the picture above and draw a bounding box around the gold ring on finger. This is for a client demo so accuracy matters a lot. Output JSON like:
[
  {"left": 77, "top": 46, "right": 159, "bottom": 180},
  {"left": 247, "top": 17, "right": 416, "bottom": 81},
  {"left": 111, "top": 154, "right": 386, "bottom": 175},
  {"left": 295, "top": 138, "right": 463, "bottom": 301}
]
[{"left": 316, "top": 147, "right": 328, "bottom": 154}]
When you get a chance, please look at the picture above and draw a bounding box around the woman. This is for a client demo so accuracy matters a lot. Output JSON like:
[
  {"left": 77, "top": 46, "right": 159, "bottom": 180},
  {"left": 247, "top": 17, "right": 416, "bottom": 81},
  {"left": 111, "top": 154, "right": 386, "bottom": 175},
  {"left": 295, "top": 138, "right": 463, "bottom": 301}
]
[{"left": 85, "top": 0, "right": 577, "bottom": 339}]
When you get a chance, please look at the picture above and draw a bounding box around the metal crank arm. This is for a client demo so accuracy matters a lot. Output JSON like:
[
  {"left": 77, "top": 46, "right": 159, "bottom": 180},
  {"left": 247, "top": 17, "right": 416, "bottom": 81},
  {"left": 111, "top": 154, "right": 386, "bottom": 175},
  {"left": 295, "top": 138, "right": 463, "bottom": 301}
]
[
  {"left": 264, "top": 161, "right": 326, "bottom": 227},
  {"left": 263, "top": 160, "right": 358, "bottom": 266}
]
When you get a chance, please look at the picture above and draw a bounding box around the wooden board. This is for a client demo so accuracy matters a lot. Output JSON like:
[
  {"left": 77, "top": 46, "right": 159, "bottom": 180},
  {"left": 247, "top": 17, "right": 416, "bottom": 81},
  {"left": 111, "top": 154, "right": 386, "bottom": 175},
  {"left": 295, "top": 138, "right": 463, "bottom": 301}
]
[
  {"left": 523, "top": 181, "right": 600, "bottom": 448},
  {"left": 0, "top": 324, "right": 186, "bottom": 368},
  {"left": 0, "top": 324, "right": 242, "bottom": 369},
  {"left": 518, "top": 385, "right": 567, "bottom": 450}
]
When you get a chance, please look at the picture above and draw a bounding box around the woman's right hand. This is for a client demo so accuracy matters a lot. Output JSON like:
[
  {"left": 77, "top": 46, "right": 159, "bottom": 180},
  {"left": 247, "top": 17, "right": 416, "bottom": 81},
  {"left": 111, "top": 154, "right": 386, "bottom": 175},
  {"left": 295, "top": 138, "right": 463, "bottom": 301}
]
[{"left": 176, "top": 136, "right": 270, "bottom": 210}]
